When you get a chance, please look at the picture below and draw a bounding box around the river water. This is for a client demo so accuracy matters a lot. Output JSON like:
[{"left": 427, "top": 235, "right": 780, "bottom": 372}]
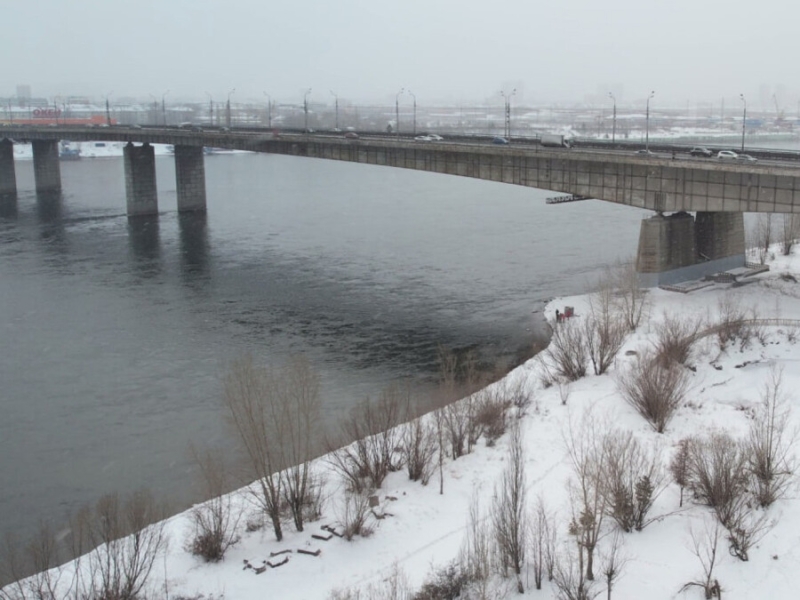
[{"left": 0, "top": 150, "right": 649, "bottom": 549}]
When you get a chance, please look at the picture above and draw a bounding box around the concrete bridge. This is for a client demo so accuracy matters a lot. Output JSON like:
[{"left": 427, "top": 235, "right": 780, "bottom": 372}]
[{"left": 3, "top": 125, "right": 800, "bottom": 285}]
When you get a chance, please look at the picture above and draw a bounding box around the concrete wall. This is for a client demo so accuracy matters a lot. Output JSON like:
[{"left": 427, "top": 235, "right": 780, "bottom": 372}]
[
  {"left": 0, "top": 139, "right": 15, "bottom": 196},
  {"left": 174, "top": 145, "right": 207, "bottom": 212},
  {"left": 32, "top": 140, "right": 61, "bottom": 193},
  {"left": 123, "top": 143, "right": 158, "bottom": 217}
]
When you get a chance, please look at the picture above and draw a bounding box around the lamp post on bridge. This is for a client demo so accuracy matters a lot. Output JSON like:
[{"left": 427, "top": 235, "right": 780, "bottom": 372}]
[
  {"left": 407, "top": 89, "right": 417, "bottom": 134},
  {"left": 330, "top": 90, "right": 339, "bottom": 130},
  {"left": 608, "top": 92, "right": 616, "bottom": 143},
  {"left": 395, "top": 88, "right": 404, "bottom": 136},
  {"left": 226, "top": 88, "right": 235, "bottom": 128},
  {"left": 303, "top": 88, "right": 312, "bottom": 132},
  {"left": 205, "top": 92, "right": 213, "bottom": 126},
  {"left": 105, "top": 91, "right": 113, "bottom": 127},
  {"left": 740, "top": 94, "right": 747, "bottom": 152},
  {"left": 500, "top": 89, "right": 516, "bottom": 139},
  {"left": 645, "top": 90, "right": 655, "bottom": 151},
  {"left": 161, "top": 90, "right": 169, "bottom": 126},
  {"left": 53, "top": 95, "right": 61, "bottom": 125},
  {"left": 263, "top": 92, "right": 272, "bottom": 128}
]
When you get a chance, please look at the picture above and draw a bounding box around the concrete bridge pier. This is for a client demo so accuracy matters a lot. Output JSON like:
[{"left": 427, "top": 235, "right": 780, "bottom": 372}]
[
  {"left": 174, "top": 145, "right": 207, "bottom": 212},
  {"left": 32, "top": 140, "right": 62, "bottom": 194},
  {"left": 123, "top": 142, "right": 158, "bottom": 217},
  {"left": 0, "top": 139, "right": 16, "bottom": 197},
  {"left": 636, "top": 211, "right": 745, "bottom": 287}
]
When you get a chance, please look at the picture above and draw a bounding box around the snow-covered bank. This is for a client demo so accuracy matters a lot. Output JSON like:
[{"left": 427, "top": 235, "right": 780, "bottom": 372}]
[{"left": 6, "top": 250, "right": 800, "bottom": 600}]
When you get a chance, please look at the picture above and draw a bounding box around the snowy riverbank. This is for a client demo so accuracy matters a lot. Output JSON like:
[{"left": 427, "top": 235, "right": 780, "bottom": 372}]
[{"left": 6, "top": 249, "right": 800, "bottom": 599}]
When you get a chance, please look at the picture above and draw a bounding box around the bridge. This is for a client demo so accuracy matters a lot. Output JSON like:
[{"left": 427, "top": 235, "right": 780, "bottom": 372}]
[{"left": 3, "top": 125, "right": 800, "bottom": 286}]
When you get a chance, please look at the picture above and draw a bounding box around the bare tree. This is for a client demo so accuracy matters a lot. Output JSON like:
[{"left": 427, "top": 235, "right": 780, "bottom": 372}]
[
  {"left": 492, "top": 422, "right": 527, "bottom": 593},
  {"left": 82, "top": 490, "right": 169, "bottom": 600},
  {"left": 278, "top": 356, "right": 323, "bottom": 532},
  {"left": 585, "top": 277, "right": 628, "bottom": 376},
  {"left": 553, "top": 545, "right": 600, "bottom": 600},
  {"left": 336, "top": 491, "right": 373, "bottom": 541},
  {"left": 187, "top": 447, "right": 242, "bottom": 562},
  {"left": 328, "top": 384, "right": 407, "bottom": 493},
  {"left": 782, "top": 214, "right": 800, "bottom": 255},
  {"left": 460, "top": 493, "right": 492, "bottom": 598},
  {"left": 564, "top": 413, "right": 606, "bottom": 581},
  {"left": 670, "top": 439, "right": 692, "bottom": 508},
  {"left": 599, "top": 431, "right": 666, "bottom": 532},
  {"left": 612, "top": 260, "right": 648, "bottom": 332},
  {"left": 616, "top": 350, "right": 691, "bottom": 433},
  {"left": 680, "top": 521, "right": 723, "bottom": 599},
  {"left": 223, "top": 355, "right": 285, "bottom": 540},
  {"left": 725, "top": 501, "right": 772, "bottom": 562},
  {"left": 1, "top": 523, "right": 68, "bottom": 600},
  {"left": 402, "top": 416, "right": 437, "bottom": 485},
  {"left": 746, "top": 366, "right": 796, "bottom": 507},
  {"left": 529, "top": 497, "right": 558, "bottom": 591},
  {"left": 600, "top": 530, "right": 629, "bottom": 600}
]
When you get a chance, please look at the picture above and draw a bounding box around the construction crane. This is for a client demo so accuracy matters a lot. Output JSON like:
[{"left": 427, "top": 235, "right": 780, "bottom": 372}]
[{"left": 773, "top": 94, "right": 785, "bottom": 123}]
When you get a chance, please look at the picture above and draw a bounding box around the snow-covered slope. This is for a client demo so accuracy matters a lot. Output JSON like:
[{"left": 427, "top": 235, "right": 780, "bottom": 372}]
[{"left": 7, "top": 249, "right": 800, "bottom": 600}]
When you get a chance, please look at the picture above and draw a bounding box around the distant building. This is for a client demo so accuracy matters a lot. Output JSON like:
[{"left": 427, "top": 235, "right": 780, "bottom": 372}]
[{"left": 16, "top": 84, "right": 31, "bottom": 100}]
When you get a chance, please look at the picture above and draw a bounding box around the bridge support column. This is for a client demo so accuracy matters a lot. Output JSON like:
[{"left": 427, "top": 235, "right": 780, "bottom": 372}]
[
  {"left": 174, "top": 145, "right": 206, "bottom": 213},
  {"left": 123, "top": 142, "right": 158, "bottom": 217},
  {"left": 636, "top": 211, "right": 746, "bottom": 287},
  {"left": 32, "top": 140, "right": 61, "bottom": 194},
  {"left": 0, "top": 139, "right": 16, "bottom": 197},
  {"left": 695, "top": 211, "right": 745, "bottom": 266}
]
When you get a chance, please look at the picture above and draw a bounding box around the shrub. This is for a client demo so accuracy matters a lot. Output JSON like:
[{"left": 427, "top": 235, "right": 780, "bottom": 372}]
[
  {"left": 652, "top": 313, "right": 701, "bottom": 367},
  {"left": 337, "top": 491, "right": 373, "bottom": 541},
  {"left": 402, "top": 417, "right": 437, "bottom": 485},
  {"left": 685, "top": 433, "right": 749, "bottom": 527},
  {"left": 414, "top": 561, "right": 469, "bottom": 600},
  {"left": 545, "top": 320, "right": 588, "bottom": 382},
  {"left": 616, "top": 351, "right": 691, "bottom": 433}
]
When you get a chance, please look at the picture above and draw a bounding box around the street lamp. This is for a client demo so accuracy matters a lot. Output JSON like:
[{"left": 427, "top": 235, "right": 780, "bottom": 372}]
[
  {"left": 740, "top": 94, "right": 747, "bottom": 152},
  {"left": 645, "top": 90, "right": 655, "bottom": 151},
  {"left": 608, "top": 92, "right": 617, "bottom": 143},
  {"left": 395, "top": 88, "right": 404, "bottom": 136},
  {"left": 205, "top": 92, "right": 213, "bottom": 126},
  {"left": 105, "top": 91, "right": 113, "bottom": 126},
  {"left": 330, "top": 90, "right": 339, "bottom": 130},
  {"left": 500, "top": 89, "right": 516, "bottom": 138},
  {"left": 303, "top": 88, "right": 312, "bottom": 132},
  {"left": 263, "top": 92, "right": 272, "bottom": 128},
  {"left": 226, "top": 88, "right": 235, "bottom": 128},
  {"left": 161, "top": 90, "right": 169, "bottom": 126},
  {"left": 407, "top": 89, "right": 417, "bottom": 134}
]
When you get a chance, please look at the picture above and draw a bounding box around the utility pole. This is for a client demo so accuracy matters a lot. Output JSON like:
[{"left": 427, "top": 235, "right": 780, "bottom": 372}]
[
  {"left": 740, "top": 94, "right": 747, "bottom": 152},
  {"left": 303, "top": 88, "right": 312, "bottom": 132},
  {"left": 105, "top": 91, "right": 113, "bottom": 126},
  {"left": 645, "top": 90, "right": 655, "bottom": 151},
  {"left": 227, "top": 88, "right": 235, "bottom": 128},
  {"left": 407, "top": 89, "right": 416, "bottom": 134},
  {"left": 330, "top": 90, "right": 339, "bottom": 130},
  {"left": 609, "top": 92, "right": 616, "bottom": 143},
  {"left": 500, "top": 89, "right": 515, "bottom": 138},
  {"left": 395, "top": 88, "right": 404, "bottom": 136}
]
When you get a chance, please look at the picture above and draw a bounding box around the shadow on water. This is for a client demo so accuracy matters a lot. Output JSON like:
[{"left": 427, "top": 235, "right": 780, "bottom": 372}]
[
  {"left": 127, "top": 215, "right": 161, "bottom": 277},
  {"left": 178, "top": 211, "right": 210, "bottom": 282},
  {"left": 35, "top": 191, "right": 69, "bottom": 256},
  {"left": 0, "top": 193, "right": 18, "bottom": 219}
]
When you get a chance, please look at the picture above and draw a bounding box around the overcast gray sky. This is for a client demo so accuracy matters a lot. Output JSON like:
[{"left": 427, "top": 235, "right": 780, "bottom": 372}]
[{"left": 2, "top": 0, "right": 797, "bottom": 109}]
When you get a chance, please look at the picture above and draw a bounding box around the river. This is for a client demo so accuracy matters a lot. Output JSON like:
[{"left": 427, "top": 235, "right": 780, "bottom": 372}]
[{"left": 0, "top": 149, "right": 650, "bottom": 552}]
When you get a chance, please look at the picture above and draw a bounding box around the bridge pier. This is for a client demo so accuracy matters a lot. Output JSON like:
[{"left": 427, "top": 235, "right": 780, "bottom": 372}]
[
  {"left": 123, "top": 142, "right": 158, "bottom": 217},
  {"left": 0, "top": 139, "right": 16, "bottom": 197},
  {"left": 636, "top": 211, "right": 745, "bottom": 287},
  {"left": 174, "top": 145, "right": 207, "bottom": 212},
  {"left": 32, "top": 140, "right": 61, "bottom": 194}
]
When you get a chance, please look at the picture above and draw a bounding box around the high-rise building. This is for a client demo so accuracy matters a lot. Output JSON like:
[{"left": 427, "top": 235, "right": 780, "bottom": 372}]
[{"left": 16, "top": 84, "right": 31, "bottom": 100}]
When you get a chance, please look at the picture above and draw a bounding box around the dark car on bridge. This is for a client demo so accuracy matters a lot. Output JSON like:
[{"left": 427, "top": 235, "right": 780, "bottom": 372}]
[
  {"left": 492, "top": 137, "right": 509, "bottom": 145},
  {"left": 689, "top": 146, "right": 713, "bottom": 157}
]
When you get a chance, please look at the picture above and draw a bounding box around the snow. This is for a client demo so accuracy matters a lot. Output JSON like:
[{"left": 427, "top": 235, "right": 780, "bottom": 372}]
[{"left": 7, "top": 249, "right": 800, "bottom": 599}]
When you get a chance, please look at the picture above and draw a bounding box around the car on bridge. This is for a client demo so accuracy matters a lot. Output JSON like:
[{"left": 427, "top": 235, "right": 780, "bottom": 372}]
[
  {"left": 717, "top": 150, "right": 738, "bottom": 160},
  {"left": 636, "top": 149, "right": 655, "bottom": 155},
  {"left": 689, "top": 146, "right": 713, "bottom": 157},
  {"left": 344, "top": 132, "right": 359, "bottom": 139},
  {"left": 415, "top": 135, "right": 434, "bottom": 142},
  {"left": 492, "top": 137, "right": 509, "bottom": 145},
  {"left": 737, "top": 153, "right": 758, "bottom": 162}
]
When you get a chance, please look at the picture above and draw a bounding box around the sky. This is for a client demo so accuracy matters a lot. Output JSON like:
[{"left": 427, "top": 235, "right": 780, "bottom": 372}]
[{"left": 2, "top": 0, "right": 799, "bottom": 109}]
